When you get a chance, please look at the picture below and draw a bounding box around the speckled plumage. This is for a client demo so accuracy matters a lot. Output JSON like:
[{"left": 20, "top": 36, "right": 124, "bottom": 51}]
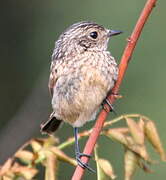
[{"left": 41, "top": 21, "right": 120, "bottom": 134}]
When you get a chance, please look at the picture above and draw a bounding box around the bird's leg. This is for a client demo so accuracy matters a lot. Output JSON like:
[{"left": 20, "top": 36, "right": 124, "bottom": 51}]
[{"left": 74, "top": 127, "right": 95, "bottom": 172}]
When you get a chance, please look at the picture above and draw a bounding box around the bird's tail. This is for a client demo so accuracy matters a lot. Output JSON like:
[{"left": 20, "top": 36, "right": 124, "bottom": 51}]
[{"left": 40, "top": 112, "right": 62, "bottom": 135}]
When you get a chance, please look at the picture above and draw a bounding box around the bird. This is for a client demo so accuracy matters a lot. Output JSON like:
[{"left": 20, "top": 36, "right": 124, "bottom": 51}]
[{"left": 40, "top": 21, "right": 122, "bottom": 171}]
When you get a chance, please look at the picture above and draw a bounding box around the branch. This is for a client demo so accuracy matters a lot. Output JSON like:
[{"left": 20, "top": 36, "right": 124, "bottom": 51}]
[{"left": 71, "top": 0, "right": 157, "bottom": 179}]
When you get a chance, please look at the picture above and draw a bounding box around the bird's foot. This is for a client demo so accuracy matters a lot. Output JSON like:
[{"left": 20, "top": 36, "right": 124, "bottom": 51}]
[
  {"left": 102, "top": 93, "right": 122, "bottom": 114},
  {"left": 102, "top": 98, "right": 117, "bottom": 114},
  {"left": 76, "top": 152, "right": 95, "bottom": 173}
]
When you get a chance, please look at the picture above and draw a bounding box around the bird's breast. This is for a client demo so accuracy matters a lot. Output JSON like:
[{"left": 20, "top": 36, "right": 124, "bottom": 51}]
[{"left": 51, "top": 51, "right": 118, "bottom": 126}]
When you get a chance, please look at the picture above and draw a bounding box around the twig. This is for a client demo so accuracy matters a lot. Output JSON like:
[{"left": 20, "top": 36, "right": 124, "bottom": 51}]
[{"left": 71, "top": 0, "right": 157, "bottom": 179}]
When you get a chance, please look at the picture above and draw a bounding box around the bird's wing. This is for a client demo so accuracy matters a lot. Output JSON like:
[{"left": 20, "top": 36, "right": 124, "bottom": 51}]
[
  {"left": 48, "top": 61, "right": 58, "bottom": 97},
  {"left": 49, "top": 56, "right": 79, "bottom": 97},
  {"left": 40, "top": 60, "right": 63, "bottom": 134}
]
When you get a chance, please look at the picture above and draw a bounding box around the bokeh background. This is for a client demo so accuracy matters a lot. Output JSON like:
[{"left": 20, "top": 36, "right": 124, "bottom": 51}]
[{"left": 0, "top": 0, "right": 165, "bottom": 179}]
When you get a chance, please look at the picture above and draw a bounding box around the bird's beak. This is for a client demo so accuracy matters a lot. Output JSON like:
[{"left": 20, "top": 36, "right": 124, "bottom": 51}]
[{"left": 108, "top": 30, "right": 123, "bottom": 37}]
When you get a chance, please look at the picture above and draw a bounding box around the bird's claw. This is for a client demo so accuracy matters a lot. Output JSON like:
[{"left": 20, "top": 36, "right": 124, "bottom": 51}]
[
  {"left": 102, "top": 98, "right": 117, "bottom": 115},
  {"left": 76, "top": 152, "right": 95, "bottom": 173},
  {"left": 76, "top": 152, "right": 92, "bottom": 158}
]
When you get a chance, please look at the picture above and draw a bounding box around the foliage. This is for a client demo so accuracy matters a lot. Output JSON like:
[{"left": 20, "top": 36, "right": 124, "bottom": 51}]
[{"left": 0, "top": 114, "right": 165, "bottom": 180}]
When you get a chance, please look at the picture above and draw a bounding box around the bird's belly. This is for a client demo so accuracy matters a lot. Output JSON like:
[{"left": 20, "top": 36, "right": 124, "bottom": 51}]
[{"left": 52, "top": 68, "right": 115, "bottom": 127}]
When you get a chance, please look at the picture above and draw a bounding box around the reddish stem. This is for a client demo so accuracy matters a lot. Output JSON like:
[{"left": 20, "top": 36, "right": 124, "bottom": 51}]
[{"left": 72, "top": 0, "right": 157, "bottom": 179}]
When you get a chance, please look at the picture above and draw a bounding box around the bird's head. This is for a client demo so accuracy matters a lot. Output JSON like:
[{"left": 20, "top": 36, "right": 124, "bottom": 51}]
[{"left": 52, "top": 21, "right": 122, "bottom": 59}]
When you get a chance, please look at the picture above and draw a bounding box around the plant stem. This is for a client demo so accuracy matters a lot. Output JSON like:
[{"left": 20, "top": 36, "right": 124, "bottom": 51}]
[{"left": 72, "top": 0, "right": 157, "bottom": 179}]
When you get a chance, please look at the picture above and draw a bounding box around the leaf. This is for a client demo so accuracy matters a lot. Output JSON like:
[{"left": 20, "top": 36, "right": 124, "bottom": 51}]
[
  {"left": 124, "top": 149, "right": 138, "bottom": 180},
  {"left": 96, "top": 158, "right": 108, "bottom": 180},
  {"left": 15, "top": 150, "right": 34, "bottom": 164},
  {"left": 0, "top": 158, "right": 12, "bottom": 176},
  {"left": 104, "top": 129, "right": 128, "bottom": 146},
  {"left": 97, "top": 159, "right": 116, "bottom": 179},
  {"left": 105, "top": 129, "right": 152, "bottom": 163},
  {"left": 137, "top": 160, "right": 153, "bottom": 173},
  {"left": 31, "top": 139, "right": 43, "bottom": 152},
  {"left": 112, "top": 128, "right": 129, "bottom": 134},
  {"left": 126, "top": 118, "right": 144, "bottom": 145},
  {"left": 125, "top": 136, "right": 152, "bottom": 163},
  {"left": 1, "top": 176, "right": 13, "bottom": 180},
  {"left": 138, "top": 117, "right": 145, "bottom": 132},
  {"left": 11, "top": 164, "right": 38, "bottom": 179},
  {"left": 145, "top": 120, "right": 166, "bottom": 161},
  {"left": 45, "top": 151, "right": 57, "bottom": 180}
]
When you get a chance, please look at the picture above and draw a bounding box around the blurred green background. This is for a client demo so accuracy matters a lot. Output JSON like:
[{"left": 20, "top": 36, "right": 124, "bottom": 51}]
[{"left": 0, "top": 0, "right": 166, "bottom": 179}]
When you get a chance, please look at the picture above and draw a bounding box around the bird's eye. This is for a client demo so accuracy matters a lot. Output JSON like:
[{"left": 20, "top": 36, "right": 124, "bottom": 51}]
[{"left": 89, "top": 31, "right": 98, "bottom": 39}]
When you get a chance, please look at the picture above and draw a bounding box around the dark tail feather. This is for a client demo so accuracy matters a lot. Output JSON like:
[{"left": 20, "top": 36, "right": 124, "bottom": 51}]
[{"left": 40, "top": 112, "right": 62, "bottom": 135}]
